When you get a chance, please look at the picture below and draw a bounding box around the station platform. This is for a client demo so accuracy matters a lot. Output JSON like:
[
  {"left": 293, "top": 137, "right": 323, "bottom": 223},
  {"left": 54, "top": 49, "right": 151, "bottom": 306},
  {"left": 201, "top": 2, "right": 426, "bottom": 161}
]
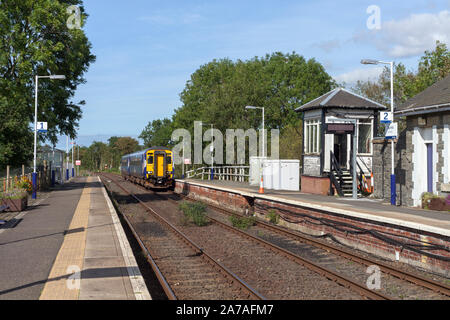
[
  {"left": 0, "top": 176, "right": 150, "bottom": 300},
  {"left": 179, "top": 179, "right": 450, "bottom": 237}
]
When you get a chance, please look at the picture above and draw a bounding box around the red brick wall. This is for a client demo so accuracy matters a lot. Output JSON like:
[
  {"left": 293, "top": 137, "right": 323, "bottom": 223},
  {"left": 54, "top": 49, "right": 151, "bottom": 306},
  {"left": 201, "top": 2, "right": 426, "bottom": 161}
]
[
  {"left": 175, "top": 181, "right": 252, "bottom": 213},
  {"left": 175, "top": 180, "right": 450, "bottom": 276}
]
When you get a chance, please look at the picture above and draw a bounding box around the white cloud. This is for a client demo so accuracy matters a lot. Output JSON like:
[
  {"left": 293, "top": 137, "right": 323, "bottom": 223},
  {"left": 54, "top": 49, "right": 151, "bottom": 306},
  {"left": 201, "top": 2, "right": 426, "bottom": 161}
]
[
  {"left": 334, "top": 66, "right": 384, "bottom": 85},
  {"left": 354, "top": 10, "right": 450, "bottom": 58}
]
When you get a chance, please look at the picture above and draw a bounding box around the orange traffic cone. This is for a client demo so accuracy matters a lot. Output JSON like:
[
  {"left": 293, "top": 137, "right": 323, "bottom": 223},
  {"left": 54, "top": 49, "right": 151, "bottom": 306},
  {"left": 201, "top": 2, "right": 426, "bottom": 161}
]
[
  {"left": 259, "top": 176, "right": 264, "bottom": 194},
  {"left": 370, "top": 172, "right": 374, "bottom": 193}
]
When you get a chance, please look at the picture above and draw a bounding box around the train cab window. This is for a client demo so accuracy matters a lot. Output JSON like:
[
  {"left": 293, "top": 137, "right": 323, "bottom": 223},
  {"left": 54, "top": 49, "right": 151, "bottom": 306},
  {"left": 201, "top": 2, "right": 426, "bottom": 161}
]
[
  {"left": 166, "top": 156, "right": 172, "bottom": 164},
  {"left": 148, "top": 156, "right": 154, "bottom": 164}
]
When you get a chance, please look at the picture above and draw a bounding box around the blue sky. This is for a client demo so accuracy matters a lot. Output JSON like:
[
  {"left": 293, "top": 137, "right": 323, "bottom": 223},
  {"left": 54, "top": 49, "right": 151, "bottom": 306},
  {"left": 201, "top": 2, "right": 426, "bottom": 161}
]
[{"left": 54, "top": 0, "right": 450, "bottom": 150}]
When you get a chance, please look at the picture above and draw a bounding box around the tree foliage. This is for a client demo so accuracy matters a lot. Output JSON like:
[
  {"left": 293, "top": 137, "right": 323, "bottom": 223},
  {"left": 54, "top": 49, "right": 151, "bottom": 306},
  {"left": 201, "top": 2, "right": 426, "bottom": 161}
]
[
  {"left": 141, "top": 52, "right": 335, "bottom": 163},
  {"left": 0, "top": 0, "right": 95, "bottom": 169},
  {"left": 79, "top": 137, "right": 141, "bottom": 171},
  {"left": 173, "top": 52, "right": 336, "bottom": 133},
  {"left": 139, "top": 118, "right": 174, "bottom": 148}
]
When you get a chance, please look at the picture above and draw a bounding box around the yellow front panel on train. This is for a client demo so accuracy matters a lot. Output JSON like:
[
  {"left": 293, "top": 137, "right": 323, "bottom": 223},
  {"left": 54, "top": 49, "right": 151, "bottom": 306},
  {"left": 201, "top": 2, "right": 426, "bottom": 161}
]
[{"left": 157, "top": 155, "right": 164, "bottom": 177}]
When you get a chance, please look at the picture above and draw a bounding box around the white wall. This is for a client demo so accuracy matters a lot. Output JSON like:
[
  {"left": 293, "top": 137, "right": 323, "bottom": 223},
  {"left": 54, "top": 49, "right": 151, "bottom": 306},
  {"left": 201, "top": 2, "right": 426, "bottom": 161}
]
[
  {"left": 443, "top": 125, "right": 450, "bottom": 184},
  {"left": 411, "top": 126, "right": 438, "bottom": 206}
]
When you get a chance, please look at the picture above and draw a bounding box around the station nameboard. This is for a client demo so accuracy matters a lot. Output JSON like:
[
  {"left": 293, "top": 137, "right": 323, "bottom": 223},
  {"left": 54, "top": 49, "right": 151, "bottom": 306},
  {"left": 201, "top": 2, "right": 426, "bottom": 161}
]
[{"left": 325, "top": 123, "right": 355, "bottom": 134}]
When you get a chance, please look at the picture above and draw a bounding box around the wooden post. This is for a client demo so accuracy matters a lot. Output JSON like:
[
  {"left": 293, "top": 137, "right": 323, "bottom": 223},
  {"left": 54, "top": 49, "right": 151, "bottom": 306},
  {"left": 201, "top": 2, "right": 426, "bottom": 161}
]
[{"left": 22, "top": 164, "right": 25, "bottom": 177}]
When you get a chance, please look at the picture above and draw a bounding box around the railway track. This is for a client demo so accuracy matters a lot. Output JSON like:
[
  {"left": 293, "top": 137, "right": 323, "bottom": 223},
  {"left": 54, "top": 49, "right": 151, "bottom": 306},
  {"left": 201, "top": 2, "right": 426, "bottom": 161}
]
[
  {"left": 200, "top": 200, "right": 450, "bottom": 298},
  {"left": 105, "top": 173, "right": 450, "bottom": 299},
  {"left": 100, "top": 173, "right": 265, "bottom": 300},
  {"left": 102, "top": 173, "right": 392, "bottom": 300}
]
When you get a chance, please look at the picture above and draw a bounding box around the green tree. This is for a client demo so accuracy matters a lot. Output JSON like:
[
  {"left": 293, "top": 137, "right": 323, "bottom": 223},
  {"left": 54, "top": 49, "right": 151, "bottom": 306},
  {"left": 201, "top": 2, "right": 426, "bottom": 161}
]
[
  {"left": 174, "top": 52, "right": 335, "bottom": 134},
  {"left": 140, "top": 118, "right": 173, "bottom": 147},
  {"left": 167, "top": 52, "right": 335, "bottom": 165},
  {"left": 0, "top": 0, "right": 95, "bottom": 169}
]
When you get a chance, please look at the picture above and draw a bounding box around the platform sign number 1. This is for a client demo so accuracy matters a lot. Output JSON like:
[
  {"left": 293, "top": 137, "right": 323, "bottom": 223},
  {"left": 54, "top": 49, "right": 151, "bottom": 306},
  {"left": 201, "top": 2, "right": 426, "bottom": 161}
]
[
  {"left": 37, "top": 122, "right": 48, "bottom": 133},
  {"left": 380, "top": 111, "right": 393, "bottom": 124}
]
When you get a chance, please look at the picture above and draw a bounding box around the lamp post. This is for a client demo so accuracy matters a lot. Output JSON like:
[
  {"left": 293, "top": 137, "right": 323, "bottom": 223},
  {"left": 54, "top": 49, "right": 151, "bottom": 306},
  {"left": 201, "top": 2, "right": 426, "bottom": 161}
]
[
  {"left": 361, "top": 59, "right": 396, "bottom": 205},
  {"left": 71, "top": 141, "right": 75, "bottom": 177},
  {"left": 245, "top": 106, "right": 265, "bottom": 194},
  {"left": 33, "top": 74, "right": 65, "bottom": 199},
  {"left": 66, "top": 136, "right": 69, "bottom": 181}
]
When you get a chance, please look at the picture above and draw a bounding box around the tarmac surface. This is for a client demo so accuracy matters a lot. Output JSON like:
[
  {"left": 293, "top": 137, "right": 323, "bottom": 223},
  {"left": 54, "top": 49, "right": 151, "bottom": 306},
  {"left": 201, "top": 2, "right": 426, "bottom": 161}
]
[
  {"left": 0, "top": 180, "right": 84, "bottom": 299},
  {"left": 0, "top": 176, "right": 150, "bottom": 300}
]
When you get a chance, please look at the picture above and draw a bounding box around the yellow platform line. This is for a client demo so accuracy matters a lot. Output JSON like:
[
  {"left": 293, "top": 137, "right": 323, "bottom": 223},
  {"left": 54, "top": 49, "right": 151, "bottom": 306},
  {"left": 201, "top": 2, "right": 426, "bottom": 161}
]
[{"left": 39, "top": 177, "right": 93, "bottom": 300}]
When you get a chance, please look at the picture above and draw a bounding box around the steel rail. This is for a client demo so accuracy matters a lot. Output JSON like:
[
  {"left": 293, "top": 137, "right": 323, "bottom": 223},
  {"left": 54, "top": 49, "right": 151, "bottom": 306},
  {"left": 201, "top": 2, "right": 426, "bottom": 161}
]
[
  {"left": 121, "top": 178, "right": 390, "bottom": 300},
  {"left": 199, "top": 199, "right": 450, "bottom": 297},
  {"left": 100, "top": 173, "right": 265, "bottom": 300},
  {"left": 206, "top": 214, "right": 391, "bottom": 300},
  {"left": 101, "top": 176, "right": 177, "bottom": 300},
  {"left": 108, "top": 172, "right": 450, "bottom": 297}
]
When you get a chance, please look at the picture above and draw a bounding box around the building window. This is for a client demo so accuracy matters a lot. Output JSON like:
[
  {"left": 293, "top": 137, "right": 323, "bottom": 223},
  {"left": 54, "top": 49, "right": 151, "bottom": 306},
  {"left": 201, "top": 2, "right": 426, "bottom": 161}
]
[
  {"left": 305, "top": 119, "right": 321, "bottom": 154},
  {"left": 357, "top": 119, "right": 372, "bottom": 154}
]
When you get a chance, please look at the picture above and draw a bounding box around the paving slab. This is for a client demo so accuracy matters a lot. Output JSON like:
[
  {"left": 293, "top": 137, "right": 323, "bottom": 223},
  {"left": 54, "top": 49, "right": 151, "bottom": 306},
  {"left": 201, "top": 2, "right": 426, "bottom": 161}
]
[{"left": 0, "top": 176, "right": 151, "bottom": 300}]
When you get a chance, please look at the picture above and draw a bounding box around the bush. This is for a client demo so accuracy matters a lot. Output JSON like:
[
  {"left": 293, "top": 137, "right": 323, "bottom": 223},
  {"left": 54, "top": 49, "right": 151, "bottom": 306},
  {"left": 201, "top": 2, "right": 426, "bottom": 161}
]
[
  {"left": 16, "top": 177, "right": 32, "bottom": 192},
  {"left": 267, "top": 209, "right": 280, "bottom": 224},
  {"left": 178, "top": 201, "right": 209, "bottom": 226},
  {"left": 229, "top": 215, "right": 256, "bottom": 230}
]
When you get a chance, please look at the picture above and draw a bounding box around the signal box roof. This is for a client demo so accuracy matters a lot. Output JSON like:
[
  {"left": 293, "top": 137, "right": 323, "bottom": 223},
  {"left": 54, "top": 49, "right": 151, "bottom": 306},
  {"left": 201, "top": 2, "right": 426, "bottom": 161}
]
[{"left": 295, "top": 88, "right": 387, "bottom": 112}]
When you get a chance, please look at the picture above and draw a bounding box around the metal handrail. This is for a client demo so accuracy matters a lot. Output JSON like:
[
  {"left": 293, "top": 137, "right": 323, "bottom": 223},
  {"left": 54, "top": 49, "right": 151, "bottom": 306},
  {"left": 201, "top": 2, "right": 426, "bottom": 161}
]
[
  {"left": 186, "top": 166, "right": 249, "bottom": 182},
  {"left": 329, "top": 151, "right": 344, "bottom": 197}
]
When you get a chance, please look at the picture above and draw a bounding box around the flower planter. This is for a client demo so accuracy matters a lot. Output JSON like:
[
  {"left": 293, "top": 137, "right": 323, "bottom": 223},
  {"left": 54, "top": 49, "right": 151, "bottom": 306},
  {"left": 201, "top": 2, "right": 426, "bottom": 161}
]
[
  {"left": 0, "top": 196, "right": 28, "bottom": 212},
  {"left": 427, "top": 198, "right": 450, "bottom": 212}
]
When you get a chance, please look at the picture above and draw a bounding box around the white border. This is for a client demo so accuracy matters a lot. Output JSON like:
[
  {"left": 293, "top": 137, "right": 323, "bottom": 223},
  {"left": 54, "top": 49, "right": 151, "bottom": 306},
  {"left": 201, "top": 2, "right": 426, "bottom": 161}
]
[{"left": 98, "top": 176, "right": 152, "bottom": 300}]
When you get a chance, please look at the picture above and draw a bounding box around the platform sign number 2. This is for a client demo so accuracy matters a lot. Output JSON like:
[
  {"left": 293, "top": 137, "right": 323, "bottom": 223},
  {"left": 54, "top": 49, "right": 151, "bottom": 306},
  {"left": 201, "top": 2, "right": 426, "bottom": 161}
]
[{"left": 380, "top": 112, "right": 393, "bottom": 124}]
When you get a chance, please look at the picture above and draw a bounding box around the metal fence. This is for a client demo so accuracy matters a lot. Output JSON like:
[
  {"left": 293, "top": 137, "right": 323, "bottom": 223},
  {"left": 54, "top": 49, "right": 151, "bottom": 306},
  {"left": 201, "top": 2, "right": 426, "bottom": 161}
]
[{"left": 186, "top": 166, "right": 249, "bottom": 182}]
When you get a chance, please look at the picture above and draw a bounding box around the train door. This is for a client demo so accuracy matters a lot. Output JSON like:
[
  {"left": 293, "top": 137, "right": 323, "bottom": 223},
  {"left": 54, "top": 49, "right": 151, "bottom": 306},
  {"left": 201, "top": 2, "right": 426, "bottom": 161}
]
[{"left": 156, "top": 153, "right": 165, "bottom": 177}]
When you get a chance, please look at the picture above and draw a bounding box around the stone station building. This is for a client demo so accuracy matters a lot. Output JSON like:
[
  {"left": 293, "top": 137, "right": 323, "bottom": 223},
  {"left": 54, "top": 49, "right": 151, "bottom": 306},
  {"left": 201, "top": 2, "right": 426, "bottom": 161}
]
[{"left": 373, "top": 74, "right": 450, "bottom": 207}]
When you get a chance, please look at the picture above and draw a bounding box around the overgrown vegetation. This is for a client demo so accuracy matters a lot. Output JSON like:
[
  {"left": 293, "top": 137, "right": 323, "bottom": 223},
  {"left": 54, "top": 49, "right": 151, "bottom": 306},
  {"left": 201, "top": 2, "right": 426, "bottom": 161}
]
[
  {"left": 229, "top": 215, "right": 256, "bottom": 230},
  {"left": 178, "top": 201, "right": 209, "bottom": 226},
  {"left": 267, "top": 209, "right": 280, "bottom": 224}
]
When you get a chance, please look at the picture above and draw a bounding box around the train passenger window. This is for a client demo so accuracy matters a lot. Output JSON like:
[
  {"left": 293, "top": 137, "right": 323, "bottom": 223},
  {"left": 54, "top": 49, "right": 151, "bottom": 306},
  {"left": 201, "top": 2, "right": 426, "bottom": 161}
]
[{"left": 148, "top": 156, "right": 154, "bottom": 164}]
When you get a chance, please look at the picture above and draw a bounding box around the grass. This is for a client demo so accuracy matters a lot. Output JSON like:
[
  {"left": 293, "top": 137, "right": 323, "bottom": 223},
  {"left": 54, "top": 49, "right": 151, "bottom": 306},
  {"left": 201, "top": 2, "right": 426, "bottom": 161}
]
[
  {"left": 178, "top": 201, "right": 209, "bottom": 226},
  {"left": 229, "top": 215, "right": 256, "bottom": 230}
]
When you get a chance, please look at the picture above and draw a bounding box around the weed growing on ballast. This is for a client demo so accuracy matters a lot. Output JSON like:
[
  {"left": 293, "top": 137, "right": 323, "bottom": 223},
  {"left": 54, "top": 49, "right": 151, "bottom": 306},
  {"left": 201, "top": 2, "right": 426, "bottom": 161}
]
[
  {"left": 267, "top": 209, "right": 280, "bottom": 224},
  {"left": 229, "top": 215, "right": 256, "bottom": 230},
  {"left": 178, "top": 201, "right": 209, "bottom": 226}
]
